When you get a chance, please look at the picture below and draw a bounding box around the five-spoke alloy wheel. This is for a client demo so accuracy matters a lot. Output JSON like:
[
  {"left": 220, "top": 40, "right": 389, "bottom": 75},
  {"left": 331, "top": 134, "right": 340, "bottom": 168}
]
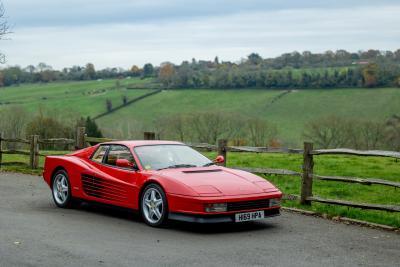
[
  {"left": 52, "top": 170, "right": 73, "bottom": 208},
  {"left": 141, "top": 184, "right": 168, "bottom": 227}
]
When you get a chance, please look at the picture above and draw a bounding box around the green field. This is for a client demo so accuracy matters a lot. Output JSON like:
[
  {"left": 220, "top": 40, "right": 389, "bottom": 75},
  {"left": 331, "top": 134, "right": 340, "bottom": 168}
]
[
  {"left": 1, "top": 150, "right": 399, "bottom": 228},
  {"left": 1, "top": 79, "right": 400, "bottom": 145},
  {"left": 0, "top": 78, "right": 153, "bottom": 117}
]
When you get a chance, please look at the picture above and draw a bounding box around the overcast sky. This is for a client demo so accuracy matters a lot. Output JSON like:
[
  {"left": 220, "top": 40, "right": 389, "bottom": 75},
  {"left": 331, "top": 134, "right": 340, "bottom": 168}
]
[{"left": 1, "top": 0, "right": 400, "bottom": 69}]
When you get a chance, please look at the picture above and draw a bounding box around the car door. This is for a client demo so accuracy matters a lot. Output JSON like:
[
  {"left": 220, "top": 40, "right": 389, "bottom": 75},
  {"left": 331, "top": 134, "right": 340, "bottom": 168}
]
[
  {"left": 101, "top": 144, "right": 138, "bottom": 183},
  {"left": 98, "top": 144, "right": 140, "bottom": 208},
  {"left": 81, "top": 144, "right": 137, "bottom": 208}
]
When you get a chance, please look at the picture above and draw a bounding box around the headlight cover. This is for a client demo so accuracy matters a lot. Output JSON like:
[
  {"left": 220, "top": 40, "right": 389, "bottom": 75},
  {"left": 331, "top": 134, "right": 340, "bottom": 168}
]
[
  {"left": 204, "top": 203, "right": 227, "bottom": 212},
  {"left": 269, "top": 198, "right": 281, "bottom": 207}
]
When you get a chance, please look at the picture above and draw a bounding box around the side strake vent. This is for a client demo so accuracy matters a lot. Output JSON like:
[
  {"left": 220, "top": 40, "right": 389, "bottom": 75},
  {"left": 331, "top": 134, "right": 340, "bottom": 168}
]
[{"left": 81, "top": 174, "right": 127, "bottom": 202}]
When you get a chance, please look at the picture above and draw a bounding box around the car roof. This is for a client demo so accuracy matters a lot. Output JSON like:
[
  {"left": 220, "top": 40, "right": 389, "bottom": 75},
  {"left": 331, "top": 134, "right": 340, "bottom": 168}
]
[{"left": 101, "top": 140, "right": 184, "bottom": 148}]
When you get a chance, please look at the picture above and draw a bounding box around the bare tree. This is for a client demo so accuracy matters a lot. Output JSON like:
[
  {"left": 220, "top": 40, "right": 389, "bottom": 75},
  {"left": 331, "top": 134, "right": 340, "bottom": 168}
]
[
  {"left": 0, "top": 2, "right": 11, "bottom": 63},
  {"left": 189, "top": 112, "right": 229, "bottom": 144},
  {"left": 359, "top": 121, "right": 385, "bottom": 150},
  {"left": 304, "top": 116, "right": 389, "bottom": 150},
  {"left": 385, "top": 115, "right": 400, "bottom": 151},
  {"left": 303, "top": 116, "right": 348, "bottom": 148},
  {"left": 159, "top": 115, "right": 188, "bottom": 141},
  {"left": 247, "top": 118, "right": 277, "bottom": 147},
  {"left": 0, "top": 106, "right": 28, "bottom": 149}
]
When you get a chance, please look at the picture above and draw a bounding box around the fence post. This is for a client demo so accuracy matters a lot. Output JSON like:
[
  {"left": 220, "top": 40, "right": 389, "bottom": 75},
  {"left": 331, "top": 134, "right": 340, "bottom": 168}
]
[
  {"left": 144, "top": 132, "right": 155, "bottom": 140},
  {"left": 300, "top": 142, "right": 314, "bottom": 205},
  {"left": 76, "top": 127, "right": 86, "bottom": 149},
  {"left": 0, "top": 132, "right": 3, "bottom": 168},
  {"left": 30, "top": 135, "right": 39, "bottom": 169},
  {"left": 217, "top": 139, "right": 228, "bottom": 167}
]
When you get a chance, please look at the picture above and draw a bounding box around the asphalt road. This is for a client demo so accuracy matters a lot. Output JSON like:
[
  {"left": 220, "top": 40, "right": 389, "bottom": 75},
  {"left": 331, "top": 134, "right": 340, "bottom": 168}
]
[{"left": 0, "top": 172, "right": 399, "bottom": 267}]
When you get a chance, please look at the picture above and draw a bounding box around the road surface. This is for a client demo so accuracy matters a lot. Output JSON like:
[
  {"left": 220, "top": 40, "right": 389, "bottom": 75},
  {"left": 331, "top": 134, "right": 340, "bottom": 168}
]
[{"left": 0, "top": 172, "right": 398, "bottom": 267}]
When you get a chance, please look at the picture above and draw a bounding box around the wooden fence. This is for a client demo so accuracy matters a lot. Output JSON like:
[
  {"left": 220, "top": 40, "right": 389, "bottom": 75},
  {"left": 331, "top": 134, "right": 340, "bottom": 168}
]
[
  {"left": 0, "top": 133, "right": 75, "bottom": 169},
  {"left": 1, "top": 127, "right": 399, "bottom": 213},
  {"left": 219, "top": 141, "right": 400, "bottom": 213}
]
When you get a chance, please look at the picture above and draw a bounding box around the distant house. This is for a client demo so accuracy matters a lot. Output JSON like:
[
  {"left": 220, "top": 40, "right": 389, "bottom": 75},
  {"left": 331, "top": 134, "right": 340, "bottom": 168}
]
[{"left": 352, "top": 61, "right": 369, "bottom": 65}]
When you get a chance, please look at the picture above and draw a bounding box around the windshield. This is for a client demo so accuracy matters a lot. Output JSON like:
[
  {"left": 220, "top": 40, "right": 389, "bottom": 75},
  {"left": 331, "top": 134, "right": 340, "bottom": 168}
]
[{"left": 134, "top": 145, "right": 212, "bottom": 170}]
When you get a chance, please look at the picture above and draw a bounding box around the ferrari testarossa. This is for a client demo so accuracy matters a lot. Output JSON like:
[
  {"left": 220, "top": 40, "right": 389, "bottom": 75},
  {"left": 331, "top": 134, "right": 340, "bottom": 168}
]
[{"left": 43, "top": 141, "right": 282, "bottom": 227}]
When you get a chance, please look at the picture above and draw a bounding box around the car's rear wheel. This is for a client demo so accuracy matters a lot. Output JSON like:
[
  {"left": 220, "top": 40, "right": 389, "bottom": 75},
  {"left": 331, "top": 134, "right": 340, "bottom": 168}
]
[
  {"left": 52, "top": 170, "right": 74, "bottom": 208},
  {"left": 141, "top": 184, "right": 168, "bottom": 227}
]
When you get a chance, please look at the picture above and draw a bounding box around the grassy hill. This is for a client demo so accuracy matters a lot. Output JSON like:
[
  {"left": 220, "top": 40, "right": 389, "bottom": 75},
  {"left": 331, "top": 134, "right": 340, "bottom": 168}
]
[
  {"left": 1, "top": 78, "right": 400, "bottom": 146},
  {"left": 96, "top": 87, "right": 400, "bottom": 146}
]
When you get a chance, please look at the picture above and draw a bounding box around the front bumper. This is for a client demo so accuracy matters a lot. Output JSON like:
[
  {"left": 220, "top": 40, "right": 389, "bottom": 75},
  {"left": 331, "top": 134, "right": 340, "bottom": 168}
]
[{"left": 169, "top": 208, "right": 280, "bottom": 223}]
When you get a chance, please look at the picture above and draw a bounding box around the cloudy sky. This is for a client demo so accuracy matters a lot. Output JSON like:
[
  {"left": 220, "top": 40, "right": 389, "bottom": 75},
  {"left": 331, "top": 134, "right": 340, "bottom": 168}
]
[{"left": 1, "top": 0, "right": 400, "bottom": 69}]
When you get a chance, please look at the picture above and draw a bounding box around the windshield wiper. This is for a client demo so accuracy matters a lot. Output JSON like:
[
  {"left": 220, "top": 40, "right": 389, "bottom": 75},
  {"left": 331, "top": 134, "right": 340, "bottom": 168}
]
[
  {"left": 202, "top": 162, "right": 215, "bottom": 167},
  {"left": 157, "top": 164, "right": 197, "bottom": 170}
]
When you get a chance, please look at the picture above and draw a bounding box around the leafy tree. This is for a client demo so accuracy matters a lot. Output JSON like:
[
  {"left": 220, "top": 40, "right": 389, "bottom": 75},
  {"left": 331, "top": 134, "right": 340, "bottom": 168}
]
[
  {"left": 37, "top": 62, "right": 52, "bottom": 72},
  {"left": 85, "top": 117, "right": 103, "bottom": 138},
  {"left": 40, "top": 70, "right": 56, "bottom": 83},
  {"left": 214, "top": 56, "right": 219, "bottom": 65},
  {"left": 130, "top": 65, "right": 141, "bottom": 76},
  {"left": 106, "top": 99, "right": 112, "bottom": 112},
  {"left": 84, "top": 63, "right": 96, "bottom": 80},
  {"left": 122, "top": 95, "right": 128, "bottom": 105},
  {"left": 362, "top": 63, "right": 379, "bottom": 87},
  {"left": 142, "top": 63, "right": 154, "bottom": 78},
  {"left": 158, "top": 63, "right": 175, "bottom": 87},
  {"left": 247, "top": 53, "right": 263, "bottom": 65}
]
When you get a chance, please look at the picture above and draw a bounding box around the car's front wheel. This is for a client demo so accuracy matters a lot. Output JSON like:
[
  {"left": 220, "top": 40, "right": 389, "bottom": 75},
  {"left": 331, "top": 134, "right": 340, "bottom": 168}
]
[
  {"left": 141, "top": 184, "right": 168, "bottom": 227},
  {"left": 52, "top": 170, "right": 74, "bottom": 208}
]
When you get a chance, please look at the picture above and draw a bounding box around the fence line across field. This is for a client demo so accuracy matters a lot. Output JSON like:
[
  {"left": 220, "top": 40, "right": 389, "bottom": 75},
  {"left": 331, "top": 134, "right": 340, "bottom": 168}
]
[{"left": 0, "top": 127, "right": 399, "bottom": 213}]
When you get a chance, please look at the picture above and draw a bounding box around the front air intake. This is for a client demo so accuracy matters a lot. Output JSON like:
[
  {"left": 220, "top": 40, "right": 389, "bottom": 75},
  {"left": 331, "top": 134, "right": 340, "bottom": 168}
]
[{"left": 227, "top": 199, "right": 270, "bottom": 211}]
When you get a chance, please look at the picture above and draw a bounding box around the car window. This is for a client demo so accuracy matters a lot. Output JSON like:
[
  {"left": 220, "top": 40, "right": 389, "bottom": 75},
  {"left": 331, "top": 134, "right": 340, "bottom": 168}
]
[
  {"left": 91, "top": 145, "right": 109, "bottom": 163},
  {"left": 134, "top": 144, "right": 211, "bottom": 170},
  {"left": 105, "top": 145, "right": 135, "bottom": 167}
]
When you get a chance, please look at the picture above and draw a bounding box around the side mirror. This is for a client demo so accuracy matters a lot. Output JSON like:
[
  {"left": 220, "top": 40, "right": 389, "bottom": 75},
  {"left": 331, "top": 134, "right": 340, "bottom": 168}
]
[
  {"left": 214, "top": 155, "right": 225, "bottom": 164},
  {"left": 116, "top": 159, "right": 138, "bottom": 170}
]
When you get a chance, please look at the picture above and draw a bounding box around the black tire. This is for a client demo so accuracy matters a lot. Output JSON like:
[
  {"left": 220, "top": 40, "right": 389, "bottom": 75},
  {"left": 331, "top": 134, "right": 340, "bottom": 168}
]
[
  {"left": 140, "top": 183, "right": 168, "bottom": 227},
  {"left": 51, "top": 169, "right": 75, "bottom": 208}
]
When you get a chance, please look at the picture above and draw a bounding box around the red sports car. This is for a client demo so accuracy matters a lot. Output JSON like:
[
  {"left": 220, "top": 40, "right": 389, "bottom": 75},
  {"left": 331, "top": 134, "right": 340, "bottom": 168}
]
[{"left": 43, "top": 141, "right": 282, "bottom": 227}]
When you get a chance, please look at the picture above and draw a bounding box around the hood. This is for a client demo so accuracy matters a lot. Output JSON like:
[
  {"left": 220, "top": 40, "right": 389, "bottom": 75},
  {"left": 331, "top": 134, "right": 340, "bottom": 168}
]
[{"left": 155, "top": 167, "right": 279, "bottom": 196}]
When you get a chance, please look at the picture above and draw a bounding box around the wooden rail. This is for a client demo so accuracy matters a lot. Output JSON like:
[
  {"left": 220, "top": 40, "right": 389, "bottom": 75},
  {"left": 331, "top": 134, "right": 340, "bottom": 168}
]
[
  {"left": 187, "top": 143, "right": 217, "bottom": 151},
  {"left": 1, "top": 150, "right": 31, "bottom": 155},
  {"left": 38, "top": 138, "right": 75, "bottom": 145},
  {"left": 312, "top": 174, "right": 400, "bottom": 188},
  {"left": 311, "top": 148, "right": 400, "bottom": 159},
  {"left": 228, "top": 146, "right": 303, "bottom": 154},
  {"left": 84, "top": 136, "right": 116, "bottom": 144},
  {"left": 307, "top": 196, "right": 400, "bottom": 213},
  {"left": 0, "top": 137, "right": 30, "bottom": 144},
  {"left": 233, "top": 166, "right": 301, "bottom": 176}
]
